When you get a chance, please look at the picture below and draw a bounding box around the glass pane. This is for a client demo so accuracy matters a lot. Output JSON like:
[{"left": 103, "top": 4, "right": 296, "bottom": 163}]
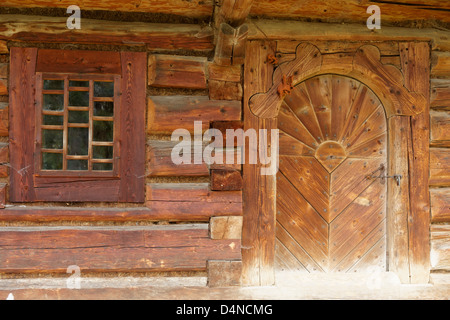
[
  {"left": 43, "top": 94, "right": 64, "bottom": 111},
  {"left": 93, "top": 146, "right": 113, "bottom": 159},
  {"left": 93, "top": 163, "right": 113, "bottom": 171},
  {"left": 67, "top": 159, "right": 88, "bottom": 171},
  {"left": 42, "top": 130, "right": 63, "bottom": 149},
  {"left": 94, "top": 101, "right": 114, "bottom": 117},
  {"left": 42, "top": 153, "right": 63, "bottom": 170},
  {"left": 43, "top": 115, "right": 63, "bottom": 126},
  {"left": 69, "top": 80, "right": 89, "bottom": 87},
  {"left": 94, "top": 81, "right": 114, "bottom": 97},
  {"left": 68, "top": 111, "right": 89, "bottom": 123},
  {"left": 67, "top": 127, "right": 88, "bottom": 155},
  {"left": 69, "top": 91, "right": 89, "bottom": 106},
  {"left": 93, "top": 121, "right": 113, "bottom": 142},
  {"left": 43, "top": 80, "right": 64, "bottom": 90}
]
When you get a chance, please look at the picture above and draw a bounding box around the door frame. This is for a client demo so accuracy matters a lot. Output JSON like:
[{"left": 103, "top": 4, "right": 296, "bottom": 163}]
[{"left": 242, "top": 40, "right": 430, "bottom": 285}]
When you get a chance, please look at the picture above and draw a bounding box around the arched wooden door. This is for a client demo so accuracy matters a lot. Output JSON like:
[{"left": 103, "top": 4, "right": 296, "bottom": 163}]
[{"left": 275, "top": 74, "right": 387, "bottom": 273}]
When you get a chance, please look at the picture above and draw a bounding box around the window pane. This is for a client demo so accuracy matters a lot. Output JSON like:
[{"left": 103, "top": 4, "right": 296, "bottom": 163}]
[
  {"left": 94, "top": 101, "right": 114, "bottom": 117},
  {"left": 69, "top": 91, "right": 89, "bottom": 106},
  {"left": 69, "top": 80, "right": 89, "bottom": 87},
  {"left": 67, "top": 160, "right": 88, "bottom": 170},
  {"left": 43, "top": 115, "right": 63, "bottom": 126},
  {"left": 94, "top": 81, "right": 114, "bottom": 97},
  {"left": 93, "top": 146, "right": 113, "bottom": 159},
  {"left": 67, "top": 127, "right": 88, "bottom": 155},
  {"left": 93, "top": 163, "right": 113, "bottom": 171},
  {"left": 68, "top": 111, "right": 89, "bottom": 123},
  {"left": 93, "top": 121, "right": 113, "bottom": 142},
  {"left": 42, "top": 153, "right": 63, "bottom": 170},
  {"left": 42, "top": 130, "right": 63, "bottom": 149},
  {"left": 43, "top": 94, "right": 64, "bottom": 111},
  {"left": 44, "top": 80, "right": 64, "bottom": 90}
]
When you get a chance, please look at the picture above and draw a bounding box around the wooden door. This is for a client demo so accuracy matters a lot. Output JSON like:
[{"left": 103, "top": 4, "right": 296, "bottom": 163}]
[{"left": 275, "top": 75, "right": 387, "bottom": 273}]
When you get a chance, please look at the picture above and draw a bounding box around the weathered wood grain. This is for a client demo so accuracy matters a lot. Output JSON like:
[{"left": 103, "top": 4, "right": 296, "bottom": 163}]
[
  {"left": 210, "top": 169, "right": 242, "bottom": 191},
  {"left": 147, "top": 96, "right": 241, "bottom": 134},
  {"left": 207, "top": 260, "right": 242, "bottom": 287},
  {"left": 214, "top": 23, "right": 249, "bottom": 66},
  {"left": 431, "top": 79, "right": 450, "bottom": 110},
  {"left": 207, "top": 63, "right": 242, "bottom": 82},
  {"left": 400, "top": 41, "right": 431, "bottom": 284},
  {"left": 218, "top": 0, "right": 254, "bottom": 27},
  {"left": 242, "top": 40, "right": 277, "bottom": 286},
  {"left": 431, "top": 225, "right": 450, "bottom": 271},
  {"left": 0, "top": 41, "right": 7, "bottom": 54},
  {"left": 431, "top": 52, "right": 450, "bottom": 78},
  {"left": 0, "top": 142, "right": 8, "bottom": 178},
  {"left": 0, "top": 102, "right": 7, "bottom": 137},
  {"left": 208, "top": 80, "right": 243, "bottom": 101},
  {"left": 0, "top": 183, "right": 6, "bottom": 208},
  {"left": 430, "top": 110, "right": 450, "bottom": 147},
  {"left": 210, "top": 121, "right": 243, "bottom": 147},
  {"left": 0, "top": 63, "right": 7, "bottom": 95},
  {"left": 0, "top": 226, "right": 241, "bottom": 273},
  {"left": 209, "top": 216, "right": 243, "bottom": 240},
  {"left": 430, "top": 188, "right": 450, "bottom": 223},
  {"left": 148, "top": 55, "right": 207, "bottom": 89},
  {"left": 430, "top": 148, "right": 450, "bottom": 187}
]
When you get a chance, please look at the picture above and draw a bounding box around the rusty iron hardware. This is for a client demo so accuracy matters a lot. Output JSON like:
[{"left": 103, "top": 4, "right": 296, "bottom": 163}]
[
  {"left": 367, "top": 164, "right": 402, "bottom": 186},
  {"left": 277, "top": 74, "right": 294, "bottom": 98},
  {"left": 267, "top": 54, "right": 279, "bottom": 65}
]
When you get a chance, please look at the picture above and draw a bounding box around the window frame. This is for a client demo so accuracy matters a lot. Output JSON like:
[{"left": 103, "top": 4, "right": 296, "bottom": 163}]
[
  {"left": 35, "top": 72, "right": 121, "bottom": 177},
  {"left": 9, "top": 48, "right": 146, "bottom": 203}
]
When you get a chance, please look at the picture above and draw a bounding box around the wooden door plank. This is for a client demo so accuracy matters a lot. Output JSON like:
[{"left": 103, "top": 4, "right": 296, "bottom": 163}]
[
  {"left": 347, "top": 235, "right": 386, "bottom": 273},
  {"left": 347, "top": 132, "right": 387, "bottom": 159},
  {"left": 274, "top": 238, "right": 308, "bottom": 272},
  {"left": 278, "top": 131, "right": 315, "bottom": 156},
  {"left": 305, "top": 75, "right": 332, "bottom": 140},
  {"left": 284, "top": 83, "right": 324, "bottom": 143}
]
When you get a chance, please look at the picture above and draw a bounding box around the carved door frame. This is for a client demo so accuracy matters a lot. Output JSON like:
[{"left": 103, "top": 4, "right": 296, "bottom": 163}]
[{"left": 242, "top": 40, "right": 430, "bottom": 286}]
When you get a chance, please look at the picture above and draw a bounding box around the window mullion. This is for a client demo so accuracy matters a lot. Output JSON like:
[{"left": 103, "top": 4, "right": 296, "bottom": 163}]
[
  {"left": 88, "top": 80, "right": 94, "bottom": 172},
  {"left": 62, "top": 76, "right": 69, "bottom": 171}
]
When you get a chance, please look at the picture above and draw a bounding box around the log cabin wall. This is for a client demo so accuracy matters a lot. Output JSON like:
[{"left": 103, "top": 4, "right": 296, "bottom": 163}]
[{"left": 0, "top": 14, "right": 243, "bottom": 285}]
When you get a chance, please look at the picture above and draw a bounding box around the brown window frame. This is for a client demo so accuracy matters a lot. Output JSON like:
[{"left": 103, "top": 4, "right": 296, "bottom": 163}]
[{"left": 9, "top": 48, "right": 146, "bottom": 203}]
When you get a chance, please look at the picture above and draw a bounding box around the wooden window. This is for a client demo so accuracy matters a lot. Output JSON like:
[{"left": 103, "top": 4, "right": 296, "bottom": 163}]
[{"left": 9, "top": 48, "right": 146, "bottom": 202}]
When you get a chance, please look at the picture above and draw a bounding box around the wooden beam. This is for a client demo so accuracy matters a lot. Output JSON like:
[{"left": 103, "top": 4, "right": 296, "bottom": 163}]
[
  {"left": 400, "top": 41, "right": 431, "bottom": 284},
  {"left": 0, "top": 142, "right": 8, "bottom": 178},
  {"left": 209, "top": 80, "right": 243, "bottom": 101},
  {"left": 0, "top": 15, "right": 213, "bottom": 51},
  {"left": 148, "top": 55, "right": 207, "bottom": 89},
  {"left": 214, "top": 23, "right": 249, "bottom": 66},
  {"left": 209, "top": 216, "right": 243, "bottom": 240},
  {"left": 210, "top": 169, "right": 243, "bottom": 191},
  {"left": 147, "top": 96, "right": 241, "bottom": 134},
  {"left": 0, "top": 1, "right": 214, "bottom": 18},
  {"left": 431, "top": 52, "right": 450, "bottom": 78},
  {"left": 430, "top": 148, "right": 450, "bottom": 187},
  {"left": 0, "top": 41, "right": 8, "bottom": 54},
  {"left": 218, "top": 0, "right": 255, "bottom": 27},
  {"left": 430, "top": 188, "right": 450, "bottom": 223},
  {"left": 248, "top": 19, "right": 450, "bottom": 52},
  {"left": 207, "top": 260, "right": 242, "bottom": 287},
  {"left": 0, "top": 183, "right": 6, "bottom": 209},
  {"left": 0, "top": 103, "right": 8, "bottom": 136},
  {"left": 0, "top": 225, "right": 240, "bottom": 273},
  {"left": 242, "top": 40, "right": 277, "bottom": 286},
  {"left": 0, "top": 62, "right": 7, "bottom": 95}
]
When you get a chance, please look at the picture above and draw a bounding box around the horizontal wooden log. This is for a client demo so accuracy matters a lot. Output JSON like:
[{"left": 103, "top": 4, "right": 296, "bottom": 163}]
[
  {"left": 208, "top": 80, "right": 243, "bottom": 101},
  {"left": 430, "top": 148, "right": 450, "bottom": 187},
  {"left": 210, "top": 169, "right": 243, "bottom": 191},
  {"left": 210, "top": 121, "right": 243, "bottom": 147},
  {"left": 432, "top": 52, "right": 450, "bottom": 78},
  {"left": 0, "top": 1, "right": 214, "bottom": 18},
  {"left": 147, "top": 96, "right": 241, "bottom": 134},
  {"left": 0, "top": 79, "right": 6, "bottom": 95},
  {"left": 148, "top": 55, "right": 207, "bottom": 89},
  {"left": 0, "top": 63, "right": 7, "bottom": 78},
  {"left": 0, "top": 15, "right": 213, "bottom": 51},
  {"left": 0, "top": 103, "right": 7, "bottom": 136},
  {"left": 147, "top": 140, "right": 209, "bottom": 177},
  {"left": 207, "top": 62, "right": 241, "bottom": 82},
  {"left": 250, "top": 1, "right": 450, "bottom": 24},
  {"left": 0, "top": 225, "right": 241, "bottom": 273},
  {"left": 207, "top": 260, "right": 242, "bottom": 287},
  {"left": 430, "top": 188, "right": 450, "bottom": 223},
  {"left": 0, "top": 183, "right": 5, "bottom": 209},
  {"left": 248, "top": 20, "right": 450, "bottom": 52},
  {"left": 0, "top": 142, "right": 8, "bottom": 178},
  {"left": 0, "top": 41, "right": 7, "bottom": 54},
  {"left": 431, "top": 225, "right": 450, "bottom": 271},
  {"left": 430, "top": 111, "right": 450, "bottom": 147},
  {"left": 431, "top": 79, "right": 450, "bottom": 110},
  {"left": 209, "top": 216, "right": 243, "bottom": 240}
]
